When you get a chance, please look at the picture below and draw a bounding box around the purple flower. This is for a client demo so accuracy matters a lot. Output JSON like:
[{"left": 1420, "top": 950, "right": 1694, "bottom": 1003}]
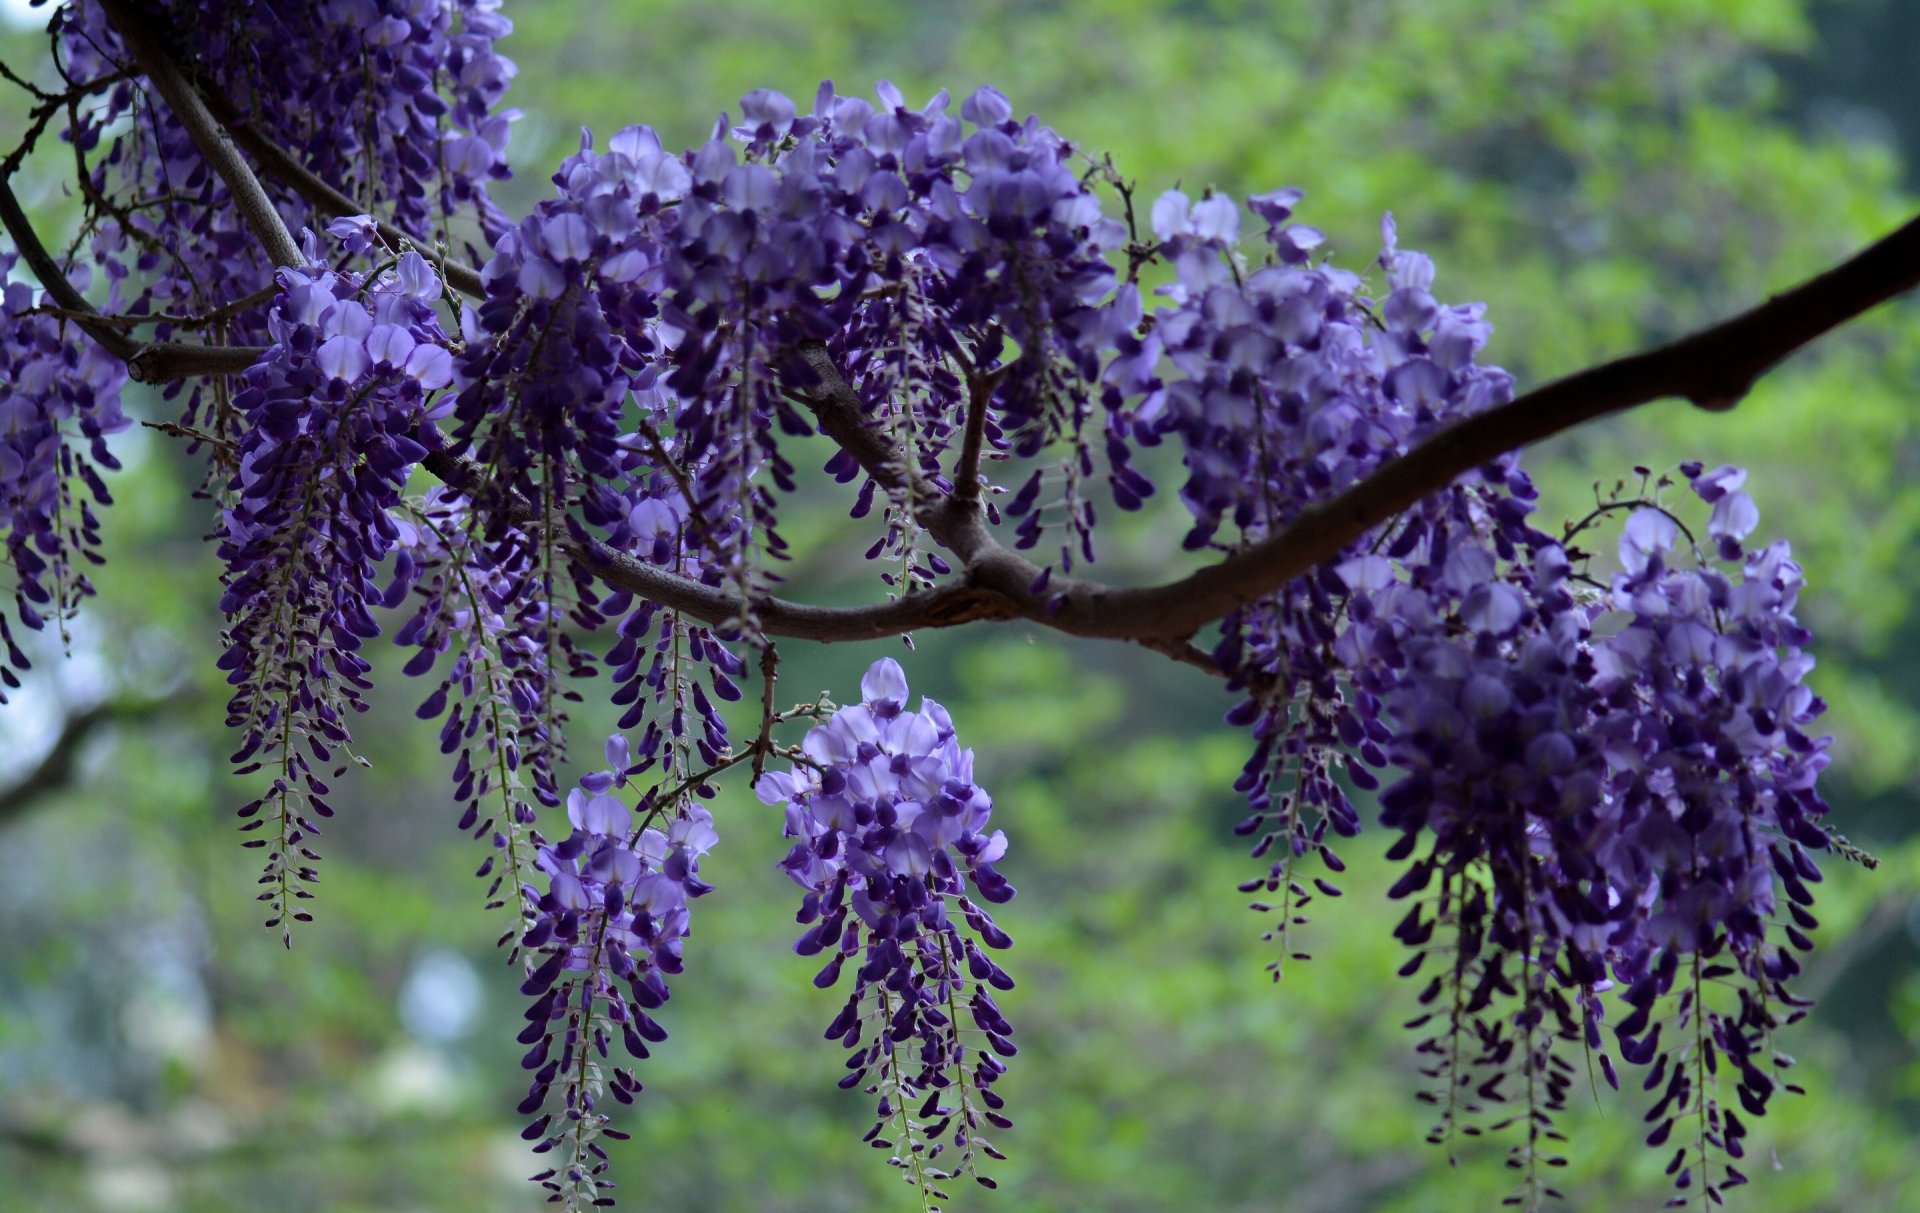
[{"left": 757, "top": 658, "right": 1016, "bottom": 1193}]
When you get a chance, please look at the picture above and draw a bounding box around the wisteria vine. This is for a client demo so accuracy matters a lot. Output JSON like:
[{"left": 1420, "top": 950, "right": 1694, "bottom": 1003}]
[{"left": 0, "top": 1, "right": 1911, "bottom": 1209}]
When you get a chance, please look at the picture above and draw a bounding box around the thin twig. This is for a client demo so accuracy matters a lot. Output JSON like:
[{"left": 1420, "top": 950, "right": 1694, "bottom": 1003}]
[
  {"left": 752, "top": 644, "right": 779, "bottom": 785},
  {"left": 31, "top": 280, "right": 281, "bottom": 330},
  {"left": 141, "top": 418, "right": 238, "bottom": 453},
  {"left": 951, "top": 361, "right": 1007, "bottom": 505},
  {"left": 3, "top": 177, "right": 263, "bottom": 381},
  {"left": 0, "top": 178, "right": 140, "bottom": 360}
]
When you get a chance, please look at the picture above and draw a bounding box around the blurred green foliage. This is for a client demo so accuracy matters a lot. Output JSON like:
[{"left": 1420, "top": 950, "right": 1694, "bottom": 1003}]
[{"left": 4, "top": 2, "right": 1920, "bottom": 1210}]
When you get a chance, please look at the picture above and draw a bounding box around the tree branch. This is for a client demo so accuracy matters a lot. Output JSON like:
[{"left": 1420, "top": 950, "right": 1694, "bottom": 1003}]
[
  {"left": 98, "top": 0, "right": 303, "bottom": 269},
  {"left": 0, "top": 177, "right": 140, "bottom": 361},
  {"left": 1061, "top": 209, "right": 1920, "bottom": 641},
  {"left": 952, "top": 360, "right": 1005, "bottom": 504},
  {"left": 127, "top": 341, "right": 264, "bottom": 381},
  {"left": 416, "top": 449, "right": 1024, "bottom": 644},
  {"left": 783, "top": 214, "right": 1920, "bottom": 659},
  {"left": 60, "top": 10, "right": 1920, "bottom": 674},
  {"left": 211, "top": 103, "right": 487, "bottom": 299},
  {"left": 3, "top": 175, "right": 268, "bottom": 381},
  {"left": 0, "top": 691, "right": 193, "bottom": 826}
]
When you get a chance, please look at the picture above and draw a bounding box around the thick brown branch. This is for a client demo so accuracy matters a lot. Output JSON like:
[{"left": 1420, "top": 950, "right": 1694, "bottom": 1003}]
[
  {"left": 99, "top": 0, "right": 303, "bottom": 269},
  {"left": 575, "top": 543, "right": 1022, "bottom": 640},
  {"left": 788, "top": 342, "right": 1218, "bottom": 668},
  {"left": 49, "top": 17, "right": 1920, "bottom": 674},
  {"left": 791, "top": 341, "right": 1006, "bottom": 566},
  {"left": 792, "top": 341, "right": 926, "bottom": 502},
  {"left": 128, "top": 341, "right": 264, "bottom": 382},
  {"left": 784, "top": 214, "right": 1920, "bottom": 660}
]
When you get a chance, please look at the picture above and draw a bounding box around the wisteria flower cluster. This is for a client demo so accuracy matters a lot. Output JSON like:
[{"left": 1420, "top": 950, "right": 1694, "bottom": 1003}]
[
  {"left": 47, "top": 0, "right": 514, "bottom": 435},
  {"left": 449, "top": 78, "right": 1137, "bottom": 616},
  {"left": 757, "top": 658, "right": 1017, "bottom": 1199},
  {"left": 516, "top": 737, "right": 719, "bottom": 1206},
  {"left": 0, "top": 0, "right": 1868, "bottom": 1207},
  {"left": 0, "top": 256, "right": 128, "bottom": 696},
  {"left": 219, "top": 239, "right": 454, "bottom": 941},
  {"left": 1234, "top": 449, "right": 1829, "bottom": 1199}
]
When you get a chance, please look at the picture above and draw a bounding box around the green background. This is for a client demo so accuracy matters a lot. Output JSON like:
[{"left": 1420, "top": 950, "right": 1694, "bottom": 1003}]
[{"left": 3, "top": 1, "right": 1920, "bottom": 1209}]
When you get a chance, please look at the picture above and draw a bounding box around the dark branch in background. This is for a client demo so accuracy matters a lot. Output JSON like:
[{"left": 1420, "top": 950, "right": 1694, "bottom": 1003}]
[
  {"left": 76, "top": 1, "right": 1920, "bottom": 672},
  {"left": 0, "top": 691, "right": 194, "bottom": 826}
]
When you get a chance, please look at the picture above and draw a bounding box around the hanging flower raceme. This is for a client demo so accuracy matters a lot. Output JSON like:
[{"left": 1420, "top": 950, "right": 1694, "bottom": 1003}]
[
  {"left": 516, "top": 738, "right": 719, "bottom": 1208},
  {"left": 390, "top": 486, "right": 553, "bottom": 946},
  {"left": 0, "top": 256, "right": 129, "bottom": 699},
  {"left": 450, "top": 81, "right": 1138, "bottom": 613},
  {"left": 1175, "top": 202, "right": 1534, "bottom": 986},
  {"left": 1575, "top": 474, "right": 1830, "bottom": 1198},
  {"left": 1134, "top": 179, "right": 1836, "bottom": 1201},
  {"left": 218, "top": 239, "right": 455, "bottom": 943},
  {"left": 1309, "top": 464, "right": 1828, "bottom": 1204},
  {"left": 756, "top": 658, "right": 1017, "bottom": 1198},
  {"left": 51, "top": 0, "right": 515, "bottom": 438}
]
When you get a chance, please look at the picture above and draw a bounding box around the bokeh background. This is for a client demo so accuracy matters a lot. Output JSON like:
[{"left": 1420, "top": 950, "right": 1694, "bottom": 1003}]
[{"left": 4, "top": 1, "right": 1920, "bottom": 1209}]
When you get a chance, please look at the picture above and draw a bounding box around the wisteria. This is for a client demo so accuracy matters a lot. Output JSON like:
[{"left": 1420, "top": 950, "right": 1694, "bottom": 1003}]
[
  {"left": 46, "top": 0, "right": 514, "bottom": 440},
  {"left": 1, "top": 0, "right": 1905, "bottom": 1208},
  {"left": 218, "top": 239, "right": 454, "bottom": 942},
  {"left": 391, "top": 485, "right": 551, "bottom": 943},
  {"left": 0, "top": 255, "right": 128, "bottom": 697},
  {"left": 758, "top": 658, "right": 1017, "bottom": 1201},
  {"left": 516, "top": 743, "right": 720, "bottom": 1207}
]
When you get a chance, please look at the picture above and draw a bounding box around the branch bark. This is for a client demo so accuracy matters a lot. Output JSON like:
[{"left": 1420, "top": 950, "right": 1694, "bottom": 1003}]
[
  {"left": 416, "top": 449, "right": 1024, "bottom": 644},
  {"left": 2, "top": 176, "right": 267, "bottom": 381},
  {"left": 0, "top": 178, "right": 140, "bottom": 362},
  {"left": 98, "top": 0, "right": 304, "bottom": 269},
  {"left": 214, "top": 108, "right": 487, "bottom": 299},
  {"left": 784, "top": 213, "right": 1920, "bottom": 653},
  {"left": 1062, "top": 209, "right": 1920, "bottom": 641}
]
